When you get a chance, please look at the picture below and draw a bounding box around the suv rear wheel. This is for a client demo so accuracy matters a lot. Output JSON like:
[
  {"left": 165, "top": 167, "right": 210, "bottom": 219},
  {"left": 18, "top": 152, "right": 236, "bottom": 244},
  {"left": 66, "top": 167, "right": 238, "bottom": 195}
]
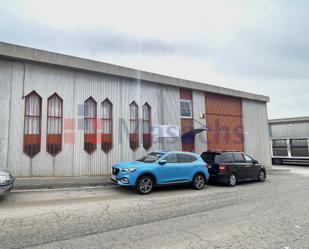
[
  {"left": 228, "top": 173, "right": 237, "bottom": 187},
  {"left": 192, "top": 174, "right": 205, "bottom": 190},
  {"left": 136, "top": 175, "right": 154, "bottom": 194}
]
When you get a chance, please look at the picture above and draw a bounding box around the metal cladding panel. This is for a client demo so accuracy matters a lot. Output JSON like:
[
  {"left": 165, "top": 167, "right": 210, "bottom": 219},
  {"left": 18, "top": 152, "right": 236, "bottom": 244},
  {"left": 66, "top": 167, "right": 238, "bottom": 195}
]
[
  {"left": 73, "top": 71, "right": 125, "bottom": 176},
  {"left": 192, "top": 91, "right": 207, "bottom": 154},
  {"left": 161, "top": 86, "right": 181, "bottom": 151},
  {"left": 242, "top": 99, "right": 272, "bottom": 168},
  {"left": 117, "top": 78, "right": 161, "bottom": 165},
  {"left": 205, "top": 93, "right": 244, "bottom": 151},
  {"left": 270, "top": 122, "right": 309, "bottom": 138},
  {"left": 6, "top": 61, "right": 30, "bottom": 176},
  {"left": 0, "top": 60, "right": 12, "bottom": 170},
  {"left": 4, "top": 60, "right": 164, "bottom": 176},
  {"left": 19, "top": 63, "right": 76, "bottom": 176}
]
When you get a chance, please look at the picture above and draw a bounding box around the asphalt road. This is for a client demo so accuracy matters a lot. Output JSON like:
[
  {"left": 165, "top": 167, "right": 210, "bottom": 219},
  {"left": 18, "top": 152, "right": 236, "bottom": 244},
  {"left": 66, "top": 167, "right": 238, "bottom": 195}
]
[{"left": 1, "top": 167, "right": 309, "bottom": 249}]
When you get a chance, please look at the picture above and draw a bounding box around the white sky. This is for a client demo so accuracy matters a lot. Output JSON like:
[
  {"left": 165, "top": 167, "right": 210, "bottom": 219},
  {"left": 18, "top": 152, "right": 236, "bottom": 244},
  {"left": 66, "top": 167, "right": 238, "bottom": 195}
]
[{"left": 1, "top": 0, "right": 308, "bottom": 118}]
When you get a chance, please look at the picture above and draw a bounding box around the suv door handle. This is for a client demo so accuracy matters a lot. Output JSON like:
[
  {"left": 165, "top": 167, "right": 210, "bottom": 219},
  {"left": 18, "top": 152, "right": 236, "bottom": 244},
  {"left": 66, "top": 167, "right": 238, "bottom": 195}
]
[{"left": 245, "top": 165, "right": 251, "bottom": 168}]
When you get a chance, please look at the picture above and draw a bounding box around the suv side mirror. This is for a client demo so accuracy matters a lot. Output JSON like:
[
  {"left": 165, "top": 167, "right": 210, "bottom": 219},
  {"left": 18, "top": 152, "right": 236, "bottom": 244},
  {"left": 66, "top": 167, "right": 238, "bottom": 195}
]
[
  {"left": 253, "top": 159, "right": 259, "bottom": 164},
  {"left": 159, "top": 159, "right": 167, "bottom": 165}
]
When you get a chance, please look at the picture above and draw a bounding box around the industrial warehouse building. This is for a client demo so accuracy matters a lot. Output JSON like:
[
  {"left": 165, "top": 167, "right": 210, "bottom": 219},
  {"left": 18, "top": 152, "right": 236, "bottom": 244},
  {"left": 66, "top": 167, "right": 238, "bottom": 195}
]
[
  {"left": 269, "top": 116, "right": 309, "bottom": 165},
  {"left": 0, "top": 42, "right": 271, "bottom": 177}
]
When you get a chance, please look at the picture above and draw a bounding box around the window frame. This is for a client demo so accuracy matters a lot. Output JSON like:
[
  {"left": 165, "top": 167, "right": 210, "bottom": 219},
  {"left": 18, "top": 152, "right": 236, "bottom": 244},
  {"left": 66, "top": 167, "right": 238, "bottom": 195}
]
[
  {"left": 101, "top": 98, "right": 113, "bottom": 153},
  {"left": 84, "top": 97, "right": 97, "bottom": 154},
  {"left": 129, "top": 101, "right": 139, "bottom": 151},
  {"left": 23, "top": 91, "right": 42, "bottom": 158},
  {"left": 142, "top": 102, "right": 152, "bottom": 150},
  {"left": 272, "top": 139, "right": 288, "bottom": 156},
  {"left": 290, "top": 139, "right": 309, "bottom": 157},
  {"left": 180, "top": 99, "right": 193, "bottom": 118},
  {"left": 46, "top": 93, "right": 63, "bottom": 157}
]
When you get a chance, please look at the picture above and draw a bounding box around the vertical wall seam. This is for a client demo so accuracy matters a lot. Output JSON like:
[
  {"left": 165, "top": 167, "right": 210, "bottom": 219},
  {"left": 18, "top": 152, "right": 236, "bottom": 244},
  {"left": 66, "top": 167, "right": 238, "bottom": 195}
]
[{"left": 6, "top": 62, "right": 13, "bottom": 169}]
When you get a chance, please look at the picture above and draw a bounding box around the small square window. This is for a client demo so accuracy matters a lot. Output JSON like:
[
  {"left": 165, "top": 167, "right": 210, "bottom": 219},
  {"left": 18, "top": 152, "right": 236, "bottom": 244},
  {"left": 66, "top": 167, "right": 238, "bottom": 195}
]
[{"left": 180, "top": 100, "right": 192, "bottom": 118}]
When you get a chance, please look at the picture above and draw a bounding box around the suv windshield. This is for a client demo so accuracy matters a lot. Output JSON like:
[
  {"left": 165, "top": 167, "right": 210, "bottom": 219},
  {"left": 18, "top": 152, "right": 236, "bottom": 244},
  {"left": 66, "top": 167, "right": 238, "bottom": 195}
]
[{"left": 137, "top": 152, "right": 164, "bottom": 163}]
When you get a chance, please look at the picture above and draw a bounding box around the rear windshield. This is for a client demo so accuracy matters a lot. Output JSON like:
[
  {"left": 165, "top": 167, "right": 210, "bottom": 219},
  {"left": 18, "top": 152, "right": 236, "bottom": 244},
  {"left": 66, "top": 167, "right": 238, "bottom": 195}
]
[
  {"left": 201, "top": 152, "right": 234, "bottom": 164},
  {"left": 137, "top": 152, "right": 164, "bottom": 163},
  {"left": 201, "top": 152, "right": 220, "bottom": 163}
]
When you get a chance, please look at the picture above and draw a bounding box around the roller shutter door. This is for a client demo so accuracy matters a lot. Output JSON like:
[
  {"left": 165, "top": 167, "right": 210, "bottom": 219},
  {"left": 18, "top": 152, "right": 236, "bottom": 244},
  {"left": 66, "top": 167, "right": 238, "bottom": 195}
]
[{"left": 205, "top": 94, "right": 244, "bottom": 151}]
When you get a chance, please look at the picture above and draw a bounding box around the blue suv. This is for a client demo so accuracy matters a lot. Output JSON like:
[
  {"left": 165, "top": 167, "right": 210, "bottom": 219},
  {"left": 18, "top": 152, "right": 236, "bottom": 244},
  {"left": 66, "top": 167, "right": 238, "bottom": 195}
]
[{"left": 111, "top": 151, "right": 209, "bottom": 194}]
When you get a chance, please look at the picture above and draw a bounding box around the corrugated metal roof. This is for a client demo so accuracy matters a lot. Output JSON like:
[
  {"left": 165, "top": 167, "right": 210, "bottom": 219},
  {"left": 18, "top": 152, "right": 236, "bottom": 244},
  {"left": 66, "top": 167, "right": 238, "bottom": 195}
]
[{"left": 0, "top": 41, "right": 269, "bottom": 102}]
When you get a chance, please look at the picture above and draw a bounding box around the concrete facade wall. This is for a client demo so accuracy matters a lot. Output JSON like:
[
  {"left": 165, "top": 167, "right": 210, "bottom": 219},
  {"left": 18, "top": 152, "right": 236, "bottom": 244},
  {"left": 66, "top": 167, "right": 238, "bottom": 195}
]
[
  {"left": 270, "top": 122, "right": 309, "bottom": 138},
  {"left": 242, "top": 99, "right": 272, "bottom": 168},
  {"left": 0, "top": 57, "right": 271, "bottom": 176}
]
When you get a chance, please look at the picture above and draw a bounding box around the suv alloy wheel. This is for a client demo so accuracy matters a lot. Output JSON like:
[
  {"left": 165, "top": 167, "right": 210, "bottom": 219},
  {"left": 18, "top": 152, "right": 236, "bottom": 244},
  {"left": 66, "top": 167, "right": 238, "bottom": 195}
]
[
  {"left": 136, "top": 176, "right": 154, "bottom": 194},
  {"left": 192, "top": 174, "right": 205, "bottom": 190},
  {"left": 228, "top": 173, "right": 237, "bottom": 187}
]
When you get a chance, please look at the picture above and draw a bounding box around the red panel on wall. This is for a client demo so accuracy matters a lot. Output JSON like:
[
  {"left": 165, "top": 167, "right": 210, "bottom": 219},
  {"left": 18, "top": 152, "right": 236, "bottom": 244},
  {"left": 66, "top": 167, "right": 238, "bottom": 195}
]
[
  {"left": 205, "top": 93, "right": 244, "bottom": 151},
  {"left": 180, "top": 88, "right": 193, "bottom": 100},
  {"left": 181, "top": 110, "right": 194, "bottom": 152}
]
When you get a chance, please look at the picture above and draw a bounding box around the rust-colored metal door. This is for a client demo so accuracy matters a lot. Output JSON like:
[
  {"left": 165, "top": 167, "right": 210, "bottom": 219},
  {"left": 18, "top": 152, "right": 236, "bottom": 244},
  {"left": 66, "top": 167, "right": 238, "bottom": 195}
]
[
  {"left": 180, "top": 89, "right": 194, "bottom": 152},
  {"left": 205, "top": 93, "right": 244, "bottom": 151}
]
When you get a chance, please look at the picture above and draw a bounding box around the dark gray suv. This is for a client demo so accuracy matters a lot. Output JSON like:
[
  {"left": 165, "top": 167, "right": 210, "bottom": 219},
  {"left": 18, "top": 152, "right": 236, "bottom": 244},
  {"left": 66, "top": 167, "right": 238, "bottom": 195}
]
[{"left": 201, "top": 151, "right": 266, "bottom": 186}]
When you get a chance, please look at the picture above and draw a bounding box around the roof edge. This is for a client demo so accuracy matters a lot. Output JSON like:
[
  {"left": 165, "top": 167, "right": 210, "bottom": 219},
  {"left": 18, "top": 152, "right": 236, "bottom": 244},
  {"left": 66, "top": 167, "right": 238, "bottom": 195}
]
[
  {"left": 0, "top": 41, "right": 269, "bottom": 102},
  {"left": 269, "top": 116, "right": 309, "bottom": 124}
]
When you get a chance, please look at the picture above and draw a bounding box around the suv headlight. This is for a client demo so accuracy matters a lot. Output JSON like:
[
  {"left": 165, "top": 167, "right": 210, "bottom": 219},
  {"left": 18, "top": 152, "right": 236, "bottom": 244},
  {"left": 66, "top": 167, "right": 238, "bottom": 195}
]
[
  {"left": 121, "top": 168, "right": 137, "bottom": 173},
  {"left": 0, "top": 175, "right": 9, "bottom": 184}
]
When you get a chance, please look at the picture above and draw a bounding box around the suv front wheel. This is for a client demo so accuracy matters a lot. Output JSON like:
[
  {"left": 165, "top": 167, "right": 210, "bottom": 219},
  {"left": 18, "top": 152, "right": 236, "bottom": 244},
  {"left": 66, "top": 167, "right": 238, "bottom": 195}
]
[{"left": 136, "top": 175, "right": 154, "bottom": 194}]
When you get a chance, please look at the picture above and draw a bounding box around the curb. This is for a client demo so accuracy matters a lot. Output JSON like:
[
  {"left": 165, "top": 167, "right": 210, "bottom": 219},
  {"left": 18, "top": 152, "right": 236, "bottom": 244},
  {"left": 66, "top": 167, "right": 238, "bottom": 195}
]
[{"left": 13, "top": 176, "right": 114, "bottom": 190}]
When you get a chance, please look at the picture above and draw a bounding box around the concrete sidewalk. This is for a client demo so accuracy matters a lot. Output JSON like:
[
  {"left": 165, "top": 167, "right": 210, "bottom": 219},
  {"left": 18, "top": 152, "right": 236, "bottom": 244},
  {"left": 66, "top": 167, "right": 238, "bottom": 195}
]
[{"left": 14, "top": 175, "right": 114, "bottom": 190}]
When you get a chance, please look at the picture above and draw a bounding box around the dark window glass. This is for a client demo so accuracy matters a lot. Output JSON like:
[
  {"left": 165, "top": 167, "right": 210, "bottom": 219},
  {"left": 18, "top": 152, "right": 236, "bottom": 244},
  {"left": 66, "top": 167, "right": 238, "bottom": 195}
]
[
  {"left": 244, "top": 154, "right": 253, "bottom": 163},
  {"left": 290, "top": 139, "right": 309, "bottom": 157},
  {"left": 201, "top": 152, "right": 219, "bottom": 163},
  {"left": 177, "top": 154, "right": 197, "bottom": 163},
  {"left": 137, "top": 152, "right": 164, "bottom": 163},
  {"left": 180, "top": 100, "right": 192, "bottom": 117},
  {"left": 164, "top": 153, "right": 177, "bottom": 163},
  {"left": 272, "top": 139, "right": 288, "bottom": 156},
  {"left": 233, "top": 153, "right": 245, "bottom": 162},
  {"left": 215, "top": 153, "right": 234, "bottom": 164}
]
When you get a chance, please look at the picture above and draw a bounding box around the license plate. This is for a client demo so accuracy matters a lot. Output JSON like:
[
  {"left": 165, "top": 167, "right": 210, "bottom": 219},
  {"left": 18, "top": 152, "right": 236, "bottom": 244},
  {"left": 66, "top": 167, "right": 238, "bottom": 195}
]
[{"left": 111, "top": 174, "right": 117, "bottom": 181}]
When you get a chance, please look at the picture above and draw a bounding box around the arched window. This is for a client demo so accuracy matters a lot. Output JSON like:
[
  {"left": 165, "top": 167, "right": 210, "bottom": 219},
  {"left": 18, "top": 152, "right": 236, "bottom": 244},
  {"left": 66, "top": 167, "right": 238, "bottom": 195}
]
[
  {"left": 84, "top": 97, "right": 97, "bottom": 154},
  {"left": 23, "top": 91, "right": 42, "bottom": 158},
  {"left": 101, "top": 99, "right": 113, "bottom": 153},
  {"left": 142, "top": 103, "right": 152, "bottom": 150},
  {"left": 129, "top": 101, "right": 139, "bottom": 151},
  {"left": 46, "top": 93, "right": 63, "bottom": 156}
]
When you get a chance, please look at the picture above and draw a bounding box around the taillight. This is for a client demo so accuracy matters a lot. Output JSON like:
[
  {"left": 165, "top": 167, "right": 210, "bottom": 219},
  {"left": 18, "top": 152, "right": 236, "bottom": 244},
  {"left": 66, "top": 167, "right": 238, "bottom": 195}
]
[{"left": 219, "top": 164, "right": 225, "bottom": 173}]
